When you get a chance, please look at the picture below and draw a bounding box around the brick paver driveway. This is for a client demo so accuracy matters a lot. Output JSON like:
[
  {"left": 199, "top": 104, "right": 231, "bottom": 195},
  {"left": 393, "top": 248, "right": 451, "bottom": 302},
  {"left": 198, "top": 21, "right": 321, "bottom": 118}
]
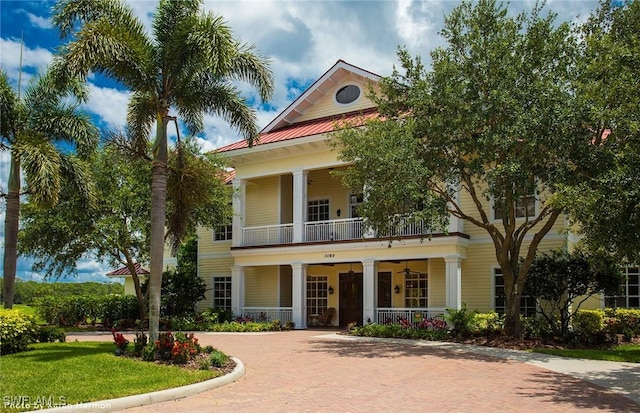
[{"left": 73, "top": 329, "right": 639, "bottom": 413}]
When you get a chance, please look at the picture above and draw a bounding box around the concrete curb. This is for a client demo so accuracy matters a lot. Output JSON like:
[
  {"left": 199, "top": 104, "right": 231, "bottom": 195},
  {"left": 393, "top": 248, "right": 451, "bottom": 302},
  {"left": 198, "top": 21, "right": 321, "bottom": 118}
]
[{"left": 35, "top": 357, "right": 245, "bottom": 412}]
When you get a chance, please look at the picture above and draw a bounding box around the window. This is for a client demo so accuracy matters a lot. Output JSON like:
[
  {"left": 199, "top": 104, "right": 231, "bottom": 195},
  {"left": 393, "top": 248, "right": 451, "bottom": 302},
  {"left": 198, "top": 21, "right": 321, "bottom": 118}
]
[
  {"left": 493, "top": 196, "right": 536, "bottom": 220},
  {"left": 493, "top": 267, "right": 536, "bottom": 316},
  {"left": 214, "top": 224, "right": 232, "bottom": 241},
  {"left": 405, "top": 272, "right": 428, "bottom": 308},
  {"left": 308, "top": 199, "right": 329, "bottom": 222},
  {"left": 606, "top": 266, "right": 639, "bottom": 308},
  {"left": 335, "top": 85, "right": 360, "bottom": 105},
  {"left": 212, "top": 276, "right": 232, "bottom": 310},
  {"left": 307, "top": 275, "right": 328, "bottom": 315},
  {"left": 349, "top": 193, "right": 363, "bottom": 218}
]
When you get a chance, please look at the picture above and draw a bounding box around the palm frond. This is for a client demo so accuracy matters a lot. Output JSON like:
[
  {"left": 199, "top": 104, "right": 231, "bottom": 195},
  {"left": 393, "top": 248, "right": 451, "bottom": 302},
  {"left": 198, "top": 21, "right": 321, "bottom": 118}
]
[
  {"left": 53, "top": 0, "right": 156, "bottom": 90},
  {"left": 31, "top": 105, "right": 99, "bottom": 158},
  {"left": 227, "top": 42, "right": 274, "bottom": 102},
  {"left": 127, "top": 91, "right": 156, "bottom": 148},
  {"left": 53, "top": 0, "right": 147, "bottom": 41},
  {"left": 173, "top": 73, "right": 258, "bottom": 141},
  {"left": 14, "top": 134, "right": 62, "bottom": 205},
  {"left": 58, "top": 154, "right": 97, "bottom": 208},
  {"left": 0, "top": 70, "right": 18, "bottom": 141}
]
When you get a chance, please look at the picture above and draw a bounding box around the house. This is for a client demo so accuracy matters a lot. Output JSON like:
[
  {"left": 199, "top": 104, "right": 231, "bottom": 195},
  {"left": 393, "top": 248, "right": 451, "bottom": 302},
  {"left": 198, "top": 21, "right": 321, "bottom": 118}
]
[
  {"left": 195, "top": 60, "right": 637, "bottom": 328},
  {"left": 106, "top": 262, "right": 149, "bottom": 295}
]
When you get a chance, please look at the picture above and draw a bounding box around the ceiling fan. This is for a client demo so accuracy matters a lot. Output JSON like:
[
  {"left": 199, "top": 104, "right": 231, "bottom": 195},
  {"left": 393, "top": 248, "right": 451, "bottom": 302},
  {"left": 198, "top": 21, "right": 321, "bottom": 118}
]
[{"left": 396, "top": 261, "right": 421, "bottom": 276}]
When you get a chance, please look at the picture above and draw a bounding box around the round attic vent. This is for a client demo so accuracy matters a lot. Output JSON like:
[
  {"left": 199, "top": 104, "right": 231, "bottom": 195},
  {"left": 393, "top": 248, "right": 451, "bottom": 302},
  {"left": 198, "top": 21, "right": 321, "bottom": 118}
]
[{"left": 335, "top": 84, "right": 360, "bottom": 105}]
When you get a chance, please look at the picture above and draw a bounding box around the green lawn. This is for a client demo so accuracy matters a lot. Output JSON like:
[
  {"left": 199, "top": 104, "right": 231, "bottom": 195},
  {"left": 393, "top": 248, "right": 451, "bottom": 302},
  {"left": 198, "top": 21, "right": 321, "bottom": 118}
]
[
  {"left": 1, "top": 342, "right": 219, "bottom": 412},
  {"left": 533, "top": 344, "right": 640, "bottom": 363}
]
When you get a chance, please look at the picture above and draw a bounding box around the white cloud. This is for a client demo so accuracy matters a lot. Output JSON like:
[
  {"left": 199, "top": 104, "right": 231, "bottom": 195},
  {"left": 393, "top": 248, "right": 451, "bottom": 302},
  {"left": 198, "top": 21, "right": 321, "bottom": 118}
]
[
  {"left": 0, "top": 38, "right": 53, "bottom": 84},
  {"left": 84, "top": 84, "right": 132, "bottom": 128},
  {"left": 25, "top": 12, "right": 52, "bottom": 30}
]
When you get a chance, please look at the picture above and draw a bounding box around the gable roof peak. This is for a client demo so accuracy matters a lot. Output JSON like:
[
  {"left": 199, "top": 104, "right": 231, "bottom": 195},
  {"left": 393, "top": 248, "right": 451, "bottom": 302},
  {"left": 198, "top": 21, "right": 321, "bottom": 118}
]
[{"left": 261, "top": 60, "right": 381, "bottom": 134}]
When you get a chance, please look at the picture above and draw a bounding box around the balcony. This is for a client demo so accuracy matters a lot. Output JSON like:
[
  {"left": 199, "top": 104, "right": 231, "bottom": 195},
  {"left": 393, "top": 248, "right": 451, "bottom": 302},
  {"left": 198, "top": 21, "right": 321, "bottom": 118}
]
[{"left": 240, "top": 216, "right": 433, "bottom": 247}]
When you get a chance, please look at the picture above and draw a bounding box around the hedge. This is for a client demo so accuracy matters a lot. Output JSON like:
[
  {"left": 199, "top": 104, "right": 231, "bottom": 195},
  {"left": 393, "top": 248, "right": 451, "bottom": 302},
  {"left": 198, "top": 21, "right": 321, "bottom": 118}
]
[{"left": 34, "top": 294, "right": 139, "bottom": 327}]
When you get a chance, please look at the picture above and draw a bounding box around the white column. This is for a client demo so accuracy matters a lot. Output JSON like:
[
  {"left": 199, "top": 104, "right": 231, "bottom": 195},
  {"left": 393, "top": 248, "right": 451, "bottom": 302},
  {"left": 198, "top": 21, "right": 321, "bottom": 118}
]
[
  {"left": 231, "top": 265, "right": 245, "bottom": 316},
  {"left": 444, "top": 255, "right": 462, "bottom": 309},
  {"left": 291, "top": 262, "right": 308, "bottom": 329},
  {"left": 292, "top": 170, "right": 307, "bottom": 243},
  {"left": 232, "top": 178, "right": 246, "bottom": 247},
  {"left": 447, "top": 180, "right": 464, "bottom": 234},
  {"left": 362, "top": 259, "right": 376, "bottom": 324}
]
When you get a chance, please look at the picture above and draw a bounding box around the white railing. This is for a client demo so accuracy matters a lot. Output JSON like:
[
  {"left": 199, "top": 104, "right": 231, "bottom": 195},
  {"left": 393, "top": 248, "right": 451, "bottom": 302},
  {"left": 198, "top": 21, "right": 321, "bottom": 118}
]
[
  {"left": 241, "top": 307, "right": 293, "bottom": 323},
  {"left": 242, "top": 224, "right": 293, "bottom": 246},
  {"left": 381, "top": 215, "right": 429, "bottom": 237},
  {"left": 375, "top": 307, "right": 447, "bottom": 324},
  {"left": 304, "top": 218, "right": 364, "bottom": 242},
  {"left": 239, "top": 216, "right": 436, "bottom": 247}
]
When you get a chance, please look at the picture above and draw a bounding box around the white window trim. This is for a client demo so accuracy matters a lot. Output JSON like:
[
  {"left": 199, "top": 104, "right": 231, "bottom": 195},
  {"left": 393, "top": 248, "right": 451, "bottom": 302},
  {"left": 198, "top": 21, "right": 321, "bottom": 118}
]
[
  {"left": 333, "top": 82, "right": 362, "bottom": 107},
  {"left": 211, "top": 275, "right": 232, "bottom": 311},
  {"left": 490, "top": 194, "right": 539, "bottom": 222},
  {"left": 213, "top": 224, "right": 233, "bottom": 242}
]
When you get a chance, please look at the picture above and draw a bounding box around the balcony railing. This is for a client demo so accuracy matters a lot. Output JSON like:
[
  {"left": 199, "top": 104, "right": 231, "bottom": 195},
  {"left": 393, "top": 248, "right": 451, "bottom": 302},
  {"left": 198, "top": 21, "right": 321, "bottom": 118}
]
[
  {"left": 239, "top": 216, "right": 434, "bottom": 247},
  {"left": 242, "top": 223, "right": 293, "bottom": 246},
  {"left": 375, "top": 307, "right": 447, "bottom": 324},
  {"left": 304, "top": 218, "right": 364, "bottom": 242}
]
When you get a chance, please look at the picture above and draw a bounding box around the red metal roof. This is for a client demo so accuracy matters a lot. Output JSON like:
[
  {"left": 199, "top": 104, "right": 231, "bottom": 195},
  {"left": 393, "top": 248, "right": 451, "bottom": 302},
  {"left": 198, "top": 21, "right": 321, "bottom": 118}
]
[
  {"left": 217, "top": 108, "right": 378, "bottom": 153},
  {"left": 106, "top": 262, "right": 150, "bottom": 277}
]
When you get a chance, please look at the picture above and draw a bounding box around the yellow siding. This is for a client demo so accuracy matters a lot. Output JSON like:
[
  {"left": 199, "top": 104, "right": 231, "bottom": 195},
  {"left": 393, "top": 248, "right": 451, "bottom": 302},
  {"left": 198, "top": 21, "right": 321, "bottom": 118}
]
[
  {"left": 245, "top": 176, "right": 280, "bottom": 226},
  {"left": 579, "top": 294, "right": 604, "bottom": 311},
  {"left": 197, "top": 226, "right": 233, "bottom": 312},
  {"left": 198, "top": 226, "right": 233, "bottom": 256},
  {"left": 429, "top": 259, "right": 446, "bottom": 308},
  {"left": 461, "top": 236, "right": 567, "bottom": 312},
  {"left": 245, "top": 266, "right": 279, "bottom": 306},
  {"left": 457, "top": 185, "right": 568, "bottom": 240},
  {"left": 296, "top": 76, "right": 378, "bottom": 122},
  {"left": 307, "top": 169, "right": 351, "bottom": 220},
  {"left": 280, "top": 175, "right": 293, "bottom": 224}
]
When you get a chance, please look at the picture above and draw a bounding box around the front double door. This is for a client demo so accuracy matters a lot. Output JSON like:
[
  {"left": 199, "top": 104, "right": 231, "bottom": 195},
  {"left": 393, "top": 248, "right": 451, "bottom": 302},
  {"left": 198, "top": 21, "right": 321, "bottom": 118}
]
[{"left": 339, "top": 271, "right": 363, "bottom": 326}]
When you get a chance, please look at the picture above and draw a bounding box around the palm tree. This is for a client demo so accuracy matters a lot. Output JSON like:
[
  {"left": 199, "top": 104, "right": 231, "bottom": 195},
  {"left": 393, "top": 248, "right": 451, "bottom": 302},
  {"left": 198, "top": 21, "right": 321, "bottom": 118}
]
[
  {"left": 0, "top": 69, "right": 98, "bottom": 309},
  {"left": 52, "top": 0, "right": 274, "bottom": 340}
]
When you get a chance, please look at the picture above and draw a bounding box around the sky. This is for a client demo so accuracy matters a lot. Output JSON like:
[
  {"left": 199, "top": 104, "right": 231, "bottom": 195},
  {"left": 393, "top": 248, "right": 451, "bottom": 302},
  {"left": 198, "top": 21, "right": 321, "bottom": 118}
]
[{"left": 0, "top": 0, "right": 601, "bottom": 284}]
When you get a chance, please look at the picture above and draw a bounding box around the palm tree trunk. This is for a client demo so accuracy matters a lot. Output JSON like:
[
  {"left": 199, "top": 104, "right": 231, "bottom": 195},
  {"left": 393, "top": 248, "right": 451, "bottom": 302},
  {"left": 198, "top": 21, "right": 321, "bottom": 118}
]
[
  {"left": 123, "top": 251, "right": 146, "bottom": 322},
  {"left": 3, "top": 156, "right": 20, "bottom": 309},
  {"left": 148, "top": 114, "right": 169, "bottom": 342}
]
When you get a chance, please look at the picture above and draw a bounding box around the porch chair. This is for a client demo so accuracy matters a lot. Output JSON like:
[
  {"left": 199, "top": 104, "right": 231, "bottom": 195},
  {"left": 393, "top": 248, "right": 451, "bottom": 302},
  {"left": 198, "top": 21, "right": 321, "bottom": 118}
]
[{"left": 317, "top": 307, "right": 336, "bottom": 326}]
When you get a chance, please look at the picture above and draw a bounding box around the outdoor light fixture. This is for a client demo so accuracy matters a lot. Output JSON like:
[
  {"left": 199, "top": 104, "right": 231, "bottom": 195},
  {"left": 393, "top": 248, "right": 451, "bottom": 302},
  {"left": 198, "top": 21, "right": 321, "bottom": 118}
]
[
  {"left": 394, "top": 285, "right": 400, "bottom": 294},
  {"left": 328, "top": 286, "right": 334, "bottom": 295},
  {"left": 336, "top": 209, "right": 341, "bottom": 217}
]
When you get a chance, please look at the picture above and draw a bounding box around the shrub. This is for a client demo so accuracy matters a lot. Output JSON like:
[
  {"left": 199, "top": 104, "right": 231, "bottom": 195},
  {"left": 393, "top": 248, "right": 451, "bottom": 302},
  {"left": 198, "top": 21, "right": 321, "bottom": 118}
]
[
  {"left": 445, "top": 304, "right": 477, "bottom": 337},
  {"left": 156, "top": 331, "right": 175, "bottom": 361},
  {"left": 573, "top": 310, "right": 605, "bottom": 336},
  {"left": 171, "top": 332, "right": 200, "bottom": 364},
  {"left": 573, "top": 309, "right": 608, "bottom": 346},
  {"left": 209, "top": 350, "right": 229, "bottom": 367},
  {"left": 603, "top": 308, "right": 640, "bottom": 340},
  {"left": 133, "top": 331, "right": 147, "bottom": 357},
  {"left": 142, "top": 342, "right": 157, "bottom": 362},
  {"left": 350, "top": 319, "right": 450, "bottom": 341},
  {"left": 472, "top": 312, "right": 503, "bottom": 335},
  {"left": 38, "top": 326, "right": 66, "bottom": 343},
  {"left": 521, "top": 316, "right": 556, "bottom": 340},
  {"left": 0, "top": 309, "right": 38, "bottom": 354}
]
